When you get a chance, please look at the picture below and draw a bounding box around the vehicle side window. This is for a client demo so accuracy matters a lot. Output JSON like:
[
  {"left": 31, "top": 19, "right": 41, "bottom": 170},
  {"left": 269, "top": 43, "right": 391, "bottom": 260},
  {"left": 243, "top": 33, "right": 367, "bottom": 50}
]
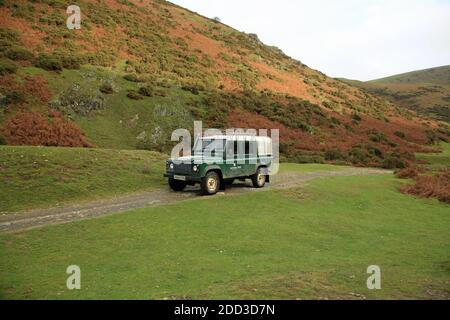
[{"left": 226, "top": 141, "right": 235, "bottom": 158}]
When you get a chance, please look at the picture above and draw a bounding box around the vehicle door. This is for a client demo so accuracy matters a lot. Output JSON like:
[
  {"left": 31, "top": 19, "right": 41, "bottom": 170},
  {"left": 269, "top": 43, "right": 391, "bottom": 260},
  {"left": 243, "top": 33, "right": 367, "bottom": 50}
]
[
  {"left": 224, "top": 139, "right": 239, "bottom": 178},
  {"left": 243, "top": 140, "right": 258, "bottom": 176}
]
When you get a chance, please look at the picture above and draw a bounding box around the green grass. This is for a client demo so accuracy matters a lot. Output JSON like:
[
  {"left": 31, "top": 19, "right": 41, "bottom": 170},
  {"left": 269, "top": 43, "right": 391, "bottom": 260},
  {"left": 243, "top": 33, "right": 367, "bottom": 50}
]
[
  {"left": 279, "top": 163, "right": 344, "bottom": 173},
  {"left": 0, "top": 146, "right": 167, "bottom": 212},
  {"left": 415, "top": 142, "right": 450, "bottom": 171},
  {"left": 0, "top": 146, "right": 353, "bottom": 213},
  {"left": 20, "top": 65, "right": 200, "bottom": 150},
  {"left": 1, "top": 174, "right": 448, "bottom": 299}
]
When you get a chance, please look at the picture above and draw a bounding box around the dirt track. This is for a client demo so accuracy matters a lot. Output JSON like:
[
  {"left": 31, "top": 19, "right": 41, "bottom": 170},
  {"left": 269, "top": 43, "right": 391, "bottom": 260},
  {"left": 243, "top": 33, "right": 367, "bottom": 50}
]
[{"left": 0, "top": 168, "right": 390, "bottom": 233}]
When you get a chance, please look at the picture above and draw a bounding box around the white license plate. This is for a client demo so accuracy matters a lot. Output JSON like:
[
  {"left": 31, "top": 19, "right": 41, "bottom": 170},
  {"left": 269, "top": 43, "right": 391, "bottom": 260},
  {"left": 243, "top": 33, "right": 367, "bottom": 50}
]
[{"left": 174, "top": 175, "right": 186, "bottom": 181}]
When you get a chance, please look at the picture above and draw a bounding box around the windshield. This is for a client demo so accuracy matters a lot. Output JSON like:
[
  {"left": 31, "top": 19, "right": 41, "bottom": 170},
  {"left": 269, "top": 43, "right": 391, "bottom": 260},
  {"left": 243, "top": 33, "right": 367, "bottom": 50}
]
[{"left": 193, "top": 138, "right": 224, "bottom": 152}]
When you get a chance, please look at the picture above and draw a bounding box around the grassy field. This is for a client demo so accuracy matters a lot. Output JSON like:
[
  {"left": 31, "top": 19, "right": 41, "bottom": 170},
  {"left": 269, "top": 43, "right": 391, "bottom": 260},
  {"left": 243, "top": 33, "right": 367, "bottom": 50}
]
[
  {"left": 1, "top": 173, "right": 448, "bottom": 299},
  {"left": 0, "top": 146, "right": 347, "bottom": 213},
  {"left": 0, "top": 146, "right": 167, "bottom": 212}
]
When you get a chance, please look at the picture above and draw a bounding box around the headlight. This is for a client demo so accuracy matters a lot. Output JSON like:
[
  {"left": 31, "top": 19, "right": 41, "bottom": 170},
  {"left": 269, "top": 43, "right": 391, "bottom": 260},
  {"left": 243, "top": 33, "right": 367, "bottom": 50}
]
[
  {"left": 169, "top": 163, "right": 174, "bottom": 170},
  {"left": 193, "top": 165, "right": 198, "bottom": 172}
]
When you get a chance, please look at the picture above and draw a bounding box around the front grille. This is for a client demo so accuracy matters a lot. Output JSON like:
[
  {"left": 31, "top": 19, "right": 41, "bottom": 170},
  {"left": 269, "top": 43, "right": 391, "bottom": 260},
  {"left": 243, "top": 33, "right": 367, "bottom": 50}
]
[{"left": 173, "top": 163, "right": 192, "bottom": 174}]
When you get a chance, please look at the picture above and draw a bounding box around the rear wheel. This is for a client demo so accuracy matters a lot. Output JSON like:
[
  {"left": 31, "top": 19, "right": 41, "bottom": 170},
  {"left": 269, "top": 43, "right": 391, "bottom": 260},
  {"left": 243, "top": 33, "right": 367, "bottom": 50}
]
[
  {"left": 251, "top": 167, "right": 267, "bottom": 188},
  {"left": 201, "top": 171, "right": 220, "bottom": 195},
  {"left": 168, "top": 178, "right": 187, "bottom": 191}
]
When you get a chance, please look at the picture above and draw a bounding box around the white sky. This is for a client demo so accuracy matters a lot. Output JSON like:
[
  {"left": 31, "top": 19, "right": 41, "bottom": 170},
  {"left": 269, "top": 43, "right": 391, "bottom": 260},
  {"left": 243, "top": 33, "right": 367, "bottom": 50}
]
[{"left": 169, "top": 0, "right": 450, "bottom": 81}]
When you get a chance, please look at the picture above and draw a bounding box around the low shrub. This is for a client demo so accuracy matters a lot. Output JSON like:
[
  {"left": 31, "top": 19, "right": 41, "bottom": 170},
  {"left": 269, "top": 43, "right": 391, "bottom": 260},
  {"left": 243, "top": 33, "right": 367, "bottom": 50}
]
[
  {"left": 290, "top": 153, "right": 324, "bottom": 164},
  {"left": 352, "top": 113, "right": 362, "bottom": 122},
  {"left": 60, "top": 55, "right": 81, "bottom": 69},
  {"left": 35, "top": 53, "right": 63, "bottom": 71},
  {"left": 99, "top": 83, "right": 114, "bottom": 94},
  {"left": 367, "top": 145, "right": 383, "bottom": 158},
  {"left": 350, "top": 147, "right": 370, "bottom": 164},
  {"left": 5, "top": 91, "right": 25, "bottom": 105},
  {"left": 126, "top": 90, "right": 143, "bottom": 100},
  {"left": 0, "top": 58, "right": 17, "bottom": 75},
  {"left": 395, "top": 167, "right": 422, "bottom": 179},
  {"left": 369, "top": 131, "right": 387, "bottom": 143},
  {"left": 123, "top": 74, "right": 143, "bottom": 82},
  {"left": 1, "top": 111, "right": 93, "bottom": 147},
  {"left": 382, "top": 154, "right": 407, "bottom": 169},
  {"left": 394, "top": 131, "right": 406, "bottom": 139},
  {"left": 324, "top": 148, "right": 347, "bottom": 161},
  {"left": 4, "top": 46, "right": 34, "bottom": 61},
  {"left": 181, "top": 84, "right": 202, "bottom": 95},
  {"left": 138, "top": 86, "right": 153, "bottom": 97},
  {"left": 401, "top": 170, "right": 450, "bottom": 204},
  {"left": 154, "top": 90, "right": 167, "bottom": 97}
]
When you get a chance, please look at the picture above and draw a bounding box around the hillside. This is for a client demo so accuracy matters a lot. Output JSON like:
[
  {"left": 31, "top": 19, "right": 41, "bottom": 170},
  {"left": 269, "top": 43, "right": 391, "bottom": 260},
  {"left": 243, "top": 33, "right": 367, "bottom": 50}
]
[
  {"left": 340, "top": 66, "right": 450, "bottom": 122},
  {"left": 370, "top": 65, "right": 450, "bottom": 85},
  {"left": 0, "top": 0, "right": 448, "bottom": 168}
]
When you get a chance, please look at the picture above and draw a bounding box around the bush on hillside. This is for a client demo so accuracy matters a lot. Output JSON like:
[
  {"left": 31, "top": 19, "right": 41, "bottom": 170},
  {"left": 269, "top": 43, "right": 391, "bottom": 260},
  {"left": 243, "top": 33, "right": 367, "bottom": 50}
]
[
  {"left": 395, "top": 167, "right": 423, "bottom": 179},
  {"left": 368, "top": 130, "right": 388, "bottom": 143},
  {"left": 123, "top": 74, "right": 143, "bottom": 82},
  {"left": 324, "top": 148, "right": 347, "bottom": 161},
  {"left": 0, "top": 58, "right": 17, "bottom": 75},
  {"left": 352, "top": 113, "right": 362, "bottom": 122},
  {"left": 61, "top": 55, "right": 81, "bottom": 69},
  {"left": 349, "top": 147, "right": 370, "bottom": 164},
  {"left": 367, "top": 145, "right": 383, "bottom": 158},
  {"left": 0, "top": 27, "right": 20, "bottom": 53},
  {"left": 394, "top": 131, "right": 406, "bottom": 139},
  {"left": 181, "top": 84, "right": 202, "bottom": 95},
  {"left": 382, "top": 154, "right": 407, "bottom": 169},
  {"left": 291, "top": 154, "right": 324, "bottom": 164},
  {"left": 400, "top": 170, "right": 450, "bottom": 204},
  {"left": 1, "top": 111, "right": 93, "bottom": 147},
  {"left": 4, "top": 46, "right": 34, "bottom": 61},
  {"left": 138, "top": 86, "right": 153, "bottom": 97},
  {"left": 35, "top": 53, "right": 63, "bottom": 71},
  {"left": 99, "top": 83, "right": 114, "bottom": 94},
  {"left": 126, "top": 90, "right": 143, "bottom": 100},
  {"left": 5, "top": 91, "right": 25, "bottom": 105}
]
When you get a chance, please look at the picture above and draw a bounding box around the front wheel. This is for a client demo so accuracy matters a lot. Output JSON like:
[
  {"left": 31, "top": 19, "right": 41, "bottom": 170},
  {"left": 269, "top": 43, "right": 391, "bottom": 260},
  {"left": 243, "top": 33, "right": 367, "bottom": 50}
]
[
  {"left": 169, "top": 178, "right": 187, "bottom": 191},
  {"left": 201, "top": 171, "right": 220, "bottom": 195},
  {"left": 251, "top": 168, "right": 267, "bottom": 188}
]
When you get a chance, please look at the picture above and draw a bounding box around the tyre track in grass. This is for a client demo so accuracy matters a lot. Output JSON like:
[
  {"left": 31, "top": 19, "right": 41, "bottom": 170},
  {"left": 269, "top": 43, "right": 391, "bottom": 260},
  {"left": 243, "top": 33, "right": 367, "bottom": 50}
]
[{"left": 0, "top": 167, "right": 391, "bottom": 233}]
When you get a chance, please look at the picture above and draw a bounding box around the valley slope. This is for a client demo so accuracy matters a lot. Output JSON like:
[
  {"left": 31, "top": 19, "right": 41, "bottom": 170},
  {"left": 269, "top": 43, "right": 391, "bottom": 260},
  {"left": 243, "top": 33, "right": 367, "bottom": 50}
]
[
  {"left": 0, "top": 0, "right": 448, "bottom": 168},
  {"left": 340, "top": 65, "right": 450, "bottom": 122}
]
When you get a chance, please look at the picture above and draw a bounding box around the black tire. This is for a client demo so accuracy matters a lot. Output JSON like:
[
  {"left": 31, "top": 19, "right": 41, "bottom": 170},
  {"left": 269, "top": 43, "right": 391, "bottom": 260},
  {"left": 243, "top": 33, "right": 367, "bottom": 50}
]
[
  {"left": 168, "top": 178, "right": 187, "bottom": 191},
  {"left": 251, "top": 167, "right": 267, "bottom": 188},
  {"left": 224, "top": 178, "right": 235, "bottom": 185},
  {"left": 201, "top": 171, "right": 221, "bottom": 195}
]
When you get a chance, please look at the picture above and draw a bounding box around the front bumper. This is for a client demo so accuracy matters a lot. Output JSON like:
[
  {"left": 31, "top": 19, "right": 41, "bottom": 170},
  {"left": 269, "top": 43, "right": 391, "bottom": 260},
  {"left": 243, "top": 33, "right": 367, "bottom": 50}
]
[{"left": 164, "top": 173, "right": 202, "bottom": 182}]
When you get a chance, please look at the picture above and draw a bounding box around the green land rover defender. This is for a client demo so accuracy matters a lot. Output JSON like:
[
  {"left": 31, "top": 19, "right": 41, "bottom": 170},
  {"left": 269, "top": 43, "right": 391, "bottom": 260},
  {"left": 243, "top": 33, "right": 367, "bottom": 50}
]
[{"left": 164, "top": 135, "right": 274, "bottom": 195}]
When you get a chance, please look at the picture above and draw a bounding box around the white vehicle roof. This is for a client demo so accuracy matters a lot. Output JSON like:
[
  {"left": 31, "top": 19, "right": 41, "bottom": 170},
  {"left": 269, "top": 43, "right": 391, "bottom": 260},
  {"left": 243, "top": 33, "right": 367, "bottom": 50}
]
[{"left": 200, "top": 135, "right": 272, "bottom": 142}]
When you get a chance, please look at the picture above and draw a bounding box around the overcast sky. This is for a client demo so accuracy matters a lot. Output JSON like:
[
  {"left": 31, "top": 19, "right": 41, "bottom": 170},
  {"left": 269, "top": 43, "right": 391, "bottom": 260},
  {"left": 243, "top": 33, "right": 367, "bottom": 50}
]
[{"left": 169, "top": 0, "right": 450, "bottom": 81}]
